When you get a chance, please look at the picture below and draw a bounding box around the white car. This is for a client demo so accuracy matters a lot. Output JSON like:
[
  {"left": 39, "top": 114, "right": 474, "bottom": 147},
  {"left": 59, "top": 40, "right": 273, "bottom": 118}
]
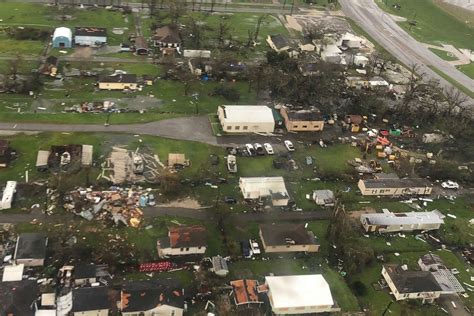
[
  {"left": 249, "top": 239, "right": 261, "bottom": 255},
  {"left": 441, "top": 181, "right": 459, "bottom": 189},
  {"left": 284, "top": 140, "right": 295, "bottom": 152},
  {"left": 263, "top": 143, "right": 274, "bottom": 155},
  {"left": 245, "top": 144, "right": 256, "bottom": 156}
]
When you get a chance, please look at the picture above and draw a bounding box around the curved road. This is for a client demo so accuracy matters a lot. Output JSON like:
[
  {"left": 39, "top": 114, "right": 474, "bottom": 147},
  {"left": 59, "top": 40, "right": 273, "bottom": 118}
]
[{"left": 340, "top": 0, "right": 473, "bottom": 99}]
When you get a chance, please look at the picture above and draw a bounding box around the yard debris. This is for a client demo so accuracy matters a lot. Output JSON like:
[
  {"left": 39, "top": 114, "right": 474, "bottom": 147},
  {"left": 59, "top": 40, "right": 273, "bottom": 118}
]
[
  {"left": 100, "top": 146, "right": 163, "bottom": 184},
  {"left": 63, "top": 186, "right": 155, "bottom": 227}
]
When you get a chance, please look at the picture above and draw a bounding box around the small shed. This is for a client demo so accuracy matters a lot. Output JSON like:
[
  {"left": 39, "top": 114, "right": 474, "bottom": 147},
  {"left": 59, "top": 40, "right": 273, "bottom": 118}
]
[
  {"left": 81, "top": 145, "right": 93, "bottom": 166},
  {"left": 36, "top": 150, "right": 50, "bottom": 171},
  {"left": 135, "top": 36, "right": 150, "bottom": 55},
  {"left": 168, "top": 153, "right": 189, "bottom": 168},
  {"left": 14, "top": 233, "right": 48, "bottom": 267},
  {"left": 2, "top": 264, "right": 24, "bottom": 282},
  {"left": 312, "top": 190, "right": 335, "bottom": 207},
  {"left": 211, "top": 256, "right": 229, "bottom": 277},
  {"left": 53, "top": 27, "right": 72, "bottom": 48}
]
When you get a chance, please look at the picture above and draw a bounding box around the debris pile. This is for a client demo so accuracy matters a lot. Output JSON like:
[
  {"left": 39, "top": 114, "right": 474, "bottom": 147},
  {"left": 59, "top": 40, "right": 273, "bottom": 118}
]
[
  {"left": 100, "top": 147, "right": 164, "bottom": 184},
  {"left": 65, "top": 100, "right": 117, "bottom": 113},
  {"left": 63, "top": 186, "right": 156, "bottom": 227}
]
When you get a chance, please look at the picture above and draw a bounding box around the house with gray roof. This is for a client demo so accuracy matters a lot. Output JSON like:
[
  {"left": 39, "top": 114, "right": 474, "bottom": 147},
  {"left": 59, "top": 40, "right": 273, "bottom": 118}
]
[
  {"left": 14, "top": 233, "right": 47, "bottom": 267},
  {"left": 382, "top": 264, "right": 442, "bottom": 303},
  {"left": 360, "top": 209, "right": 444, "bottom": 233}
]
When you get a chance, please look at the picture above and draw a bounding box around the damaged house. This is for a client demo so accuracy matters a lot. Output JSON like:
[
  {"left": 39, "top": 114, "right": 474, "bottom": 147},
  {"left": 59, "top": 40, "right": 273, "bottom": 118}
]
[
  {"left": 239, "top": 177, "right": 289, "bottom": 206},
  {"left": 14, "top": 233, "right": 47, "bottom": 267},
  {"left": 360, "top": 209, "right": 445, "bottom": 233},
  {"left": 98, "top": 74, "right": 138, "bottom": 91},
  {"left": 120, "top": 279, "right": 184, "bottom": 316},
  {"left": 382, "top": 264, "right": 443, "bottom": 303},
  {"left": 280, "top": 106, "right": 325, "bottom": 132},
  {"left": 259, "top": 223, "right": 319, "bottom": 253},
  {"left": 157, "top": 225, "right": 207, "bottom": 257},
  {"left": 36, "top": 144, "right": 93, "bottom": 172}
]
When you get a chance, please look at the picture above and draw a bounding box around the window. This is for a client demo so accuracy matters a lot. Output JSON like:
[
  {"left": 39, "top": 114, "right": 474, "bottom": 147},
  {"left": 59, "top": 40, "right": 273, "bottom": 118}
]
[
  {"left": 235, "top": 126, "right": 240, "bottom": 130},
  {"left": 293, "top": 124, "right": 299, "bottom": 128},
  {"left": 227, "top": 126, "right": 232, "bottom": 130},
  {"left": 186, "top": 247, "right": 189, "bottom": 251},
  {"left": 302, "top": 125, "right": 308, "bottom": 128},
  {"left": 198, "top": 246, "right": 202, "bottom": 249},
  {"left": 180, "top": 248, "right": 184, "bottom": 251},
  {"left": 243, "top": 126, "right": 248, "bottom": 130}
]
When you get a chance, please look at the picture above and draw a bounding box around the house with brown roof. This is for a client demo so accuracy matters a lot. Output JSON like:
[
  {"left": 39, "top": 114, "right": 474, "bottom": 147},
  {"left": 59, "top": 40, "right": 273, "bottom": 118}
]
[
  {"left": 157, "top": 225, "right": 207, "bottom": 257},
  {"left": 259, "top": 223, "right": 319, "bottom": 253},
  {"left": 152, "top": 26, "right": 181, "bottom": 49},
  {"left": 230, "top": 279, "right": 264, "bottom": 307},
  {"left": 280, "top": 106, "right": 325, "bottom": 132},
  {"left": 344, "top": 115, "right": 364, "bottom": 132},
  {"left": 120, "top": 279, "right": 184, "bottom": 316}
]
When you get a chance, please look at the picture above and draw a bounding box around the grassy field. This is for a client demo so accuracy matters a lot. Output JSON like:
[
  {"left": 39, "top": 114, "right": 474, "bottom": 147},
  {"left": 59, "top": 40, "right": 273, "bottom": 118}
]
[
  {"left": 376, "top": 0, "right": 474, "bottom": 50},
  {"left": 428, "top": 65, "right": 474, "bottom": 98},
  {"left": 457, "top": 62, "right": 474, "bottom": 79},
  {"left": 428, "top": 47, "right": 458, "bottom": 61},
  {"left": 0, "top": 3, "right": 134, "bottom": 48}
]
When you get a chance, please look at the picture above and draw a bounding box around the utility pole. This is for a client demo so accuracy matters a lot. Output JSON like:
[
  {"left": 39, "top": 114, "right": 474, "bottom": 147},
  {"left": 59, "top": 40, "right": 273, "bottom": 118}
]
[{"left": 290, "top": 0, "right": 295, "bottom": 16}]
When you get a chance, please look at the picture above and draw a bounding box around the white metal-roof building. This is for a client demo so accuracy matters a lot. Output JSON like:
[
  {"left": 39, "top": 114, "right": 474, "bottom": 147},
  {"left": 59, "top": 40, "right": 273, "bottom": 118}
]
[
  {"left": 0, "top": 181, "right": 17, "bottom": 210},
  {"left": 239, "top": 177, "right": 289, "bottom": 206},
  {"left": 52, "top": 27, "right": 72, "bottom": 48},
  {"left": 217, "top": 105, "right": 275, "bottom": 134},
  {"left": 2, "top": 264, "right": 24, "bottom": 282},
  {"left": 360, "top": 209, "right": 445, "bottom": 233},
  {"left": 265, "top": 275, "right": 340, "bottom": 314}
]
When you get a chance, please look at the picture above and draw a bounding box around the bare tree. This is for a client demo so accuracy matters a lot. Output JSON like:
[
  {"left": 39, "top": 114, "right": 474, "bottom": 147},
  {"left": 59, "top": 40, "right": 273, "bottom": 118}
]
[
  {"left": 216, "top": 21, "right": 231, "bottom": 49},
  {"left": 254, "top": 14, "right": 268, "bottom": 41}
]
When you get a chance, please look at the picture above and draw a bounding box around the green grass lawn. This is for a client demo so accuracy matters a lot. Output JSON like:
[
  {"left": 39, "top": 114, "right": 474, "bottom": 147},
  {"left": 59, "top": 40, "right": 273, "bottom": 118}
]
[
  {"left": 428, "top": 47, "right": 458, "bottom": 61},
  {"left": 0, "top": 34, "right": 45, "bottom": 56},
  {"left": 0, "top": 3, "right": 133, "bottom": 47},
  {"left": 457, "top": 62, "right": 474, "bottom": 79},
  {"left": 428, "top": 65, "right": 474, "bottom": 98},
  {"left": 376, "top": 0, "right": 474, "bottom": 50}
]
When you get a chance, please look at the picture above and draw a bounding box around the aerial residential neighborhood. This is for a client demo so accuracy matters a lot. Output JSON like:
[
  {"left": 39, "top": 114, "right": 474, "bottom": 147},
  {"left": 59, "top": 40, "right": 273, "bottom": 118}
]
[{"left": 0, "top": 0, "right": 472, "bottom": 315}]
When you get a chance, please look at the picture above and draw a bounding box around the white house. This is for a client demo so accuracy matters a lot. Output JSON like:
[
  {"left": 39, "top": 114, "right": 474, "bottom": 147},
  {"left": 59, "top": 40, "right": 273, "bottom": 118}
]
[
  {"left": 360, "top": 209, "right": 445, "bottom": 233},
  {"left": 358, "top": 178, "right": 433, "bottom": 196},
  {"left": 320, "top": 44, "right": 343, "bottom": 63},
  {"left": 239, "top": 177, "right": 289, "bottom": 206},
  {"left": 338, "top": 32, "right": 365, "bottom": 49},
  {"left": 0, "top": 181, "right": 17, "bottom": 210},
  {"left": 382, "top": 265, "right": 442, "bottom": 303},
  {"left": 354, "top": 55, "right": 369, "bottom": 67},
  {"left": 217, "top": 105, "right": 275, "bottom": 134},
  {"left": 74, "top": 27, "right": 107, "bottom": 47},
  {"left": 264, "top": 275, "right": 340, "bottom": 314},
  {"left": 120, "top": 280, "right": 184, "bottom": 316},
  {"left": 157, "top": 225, "right": 207, "bottom": 257}
]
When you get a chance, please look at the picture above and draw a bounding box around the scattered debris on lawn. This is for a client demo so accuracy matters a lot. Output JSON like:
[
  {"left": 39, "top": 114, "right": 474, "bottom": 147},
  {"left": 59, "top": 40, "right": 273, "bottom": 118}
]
[
  {"left": 63, "top": 186, "right": 156, "bottom": 227},
  {"left": 100, "top": 146, "right": 164, "bottom": 184}
]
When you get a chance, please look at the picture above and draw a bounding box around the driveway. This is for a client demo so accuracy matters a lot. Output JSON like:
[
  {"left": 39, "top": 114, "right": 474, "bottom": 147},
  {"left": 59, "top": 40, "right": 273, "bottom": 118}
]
[{"left": 340, "top": 0, "right": 473, "bottom": 100}]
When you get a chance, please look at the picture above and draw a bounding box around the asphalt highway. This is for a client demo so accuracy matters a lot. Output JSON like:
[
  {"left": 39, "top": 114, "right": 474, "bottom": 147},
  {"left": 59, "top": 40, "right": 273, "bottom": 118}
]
[{"left": 340, "top": 0, "right": 473, "bottom": 100}]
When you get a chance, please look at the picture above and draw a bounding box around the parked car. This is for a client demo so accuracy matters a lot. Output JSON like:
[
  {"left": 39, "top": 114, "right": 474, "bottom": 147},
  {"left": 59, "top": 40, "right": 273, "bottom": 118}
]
[
  {"left": 240, "top": 240, "right": 252, "bottom": 258},
  {"left": 245, "top": 144, "right": 256, "bottom": 156},
  {"left": 224, "top": 196, "right": 237, "bottom": 204},
  {"left": 253, "top": 143, "right": 265, "bottom": 155},
  {"left": 148, "top": 194, "right": 156, "bottom": 206},
  {"left": 249, "top": 239, "right": 261, "bottom": 255},
  {"left": 263, "top": 143, "right": 274, "bottom": 155},
  {"left": 227, "top": 155, "right": 237, "bottom": 173},
  {"left": 441, "top": 180, "right": 459, "bottom": 189},
  {"left": 284, "top": 140, "right": 295, "bottom": 152}
]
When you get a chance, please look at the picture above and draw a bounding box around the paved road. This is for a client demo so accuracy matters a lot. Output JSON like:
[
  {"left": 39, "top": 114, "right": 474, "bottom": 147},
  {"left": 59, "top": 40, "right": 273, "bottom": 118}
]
[
  {"left": 0, "top": 205, "right": 331, "bottom": 224},
  {"left": 0, "top": 116, "right": 220, "bottom": 145},
  {"left": 340, "top": 0, "right": 473, "bottom": 99}
]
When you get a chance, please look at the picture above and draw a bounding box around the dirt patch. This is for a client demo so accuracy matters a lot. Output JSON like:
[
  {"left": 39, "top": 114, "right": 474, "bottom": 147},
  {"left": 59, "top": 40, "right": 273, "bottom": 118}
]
[
  {"left": 349, "top": 207, "right": 376, "bottom": 219},
  {"left": 71, "top": 47, "right": 93, "bottom": 59},
  {"left": 157, "top": 198, "right": 201, "bottom": 209}
]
